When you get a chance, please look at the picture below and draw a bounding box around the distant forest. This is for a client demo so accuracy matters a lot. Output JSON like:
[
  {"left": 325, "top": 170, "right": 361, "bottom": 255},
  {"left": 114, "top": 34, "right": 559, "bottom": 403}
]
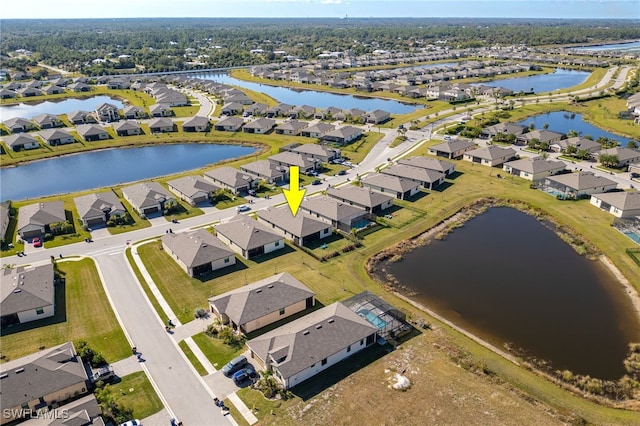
[{"left": 2, "top": 18, "right": 639, "bottom": 74}]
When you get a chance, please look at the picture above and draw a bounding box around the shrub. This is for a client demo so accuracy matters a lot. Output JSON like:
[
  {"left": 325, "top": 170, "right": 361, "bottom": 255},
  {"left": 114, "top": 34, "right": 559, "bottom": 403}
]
[{"left": 194, "top": 308, "right": 207, "bottom": 319}]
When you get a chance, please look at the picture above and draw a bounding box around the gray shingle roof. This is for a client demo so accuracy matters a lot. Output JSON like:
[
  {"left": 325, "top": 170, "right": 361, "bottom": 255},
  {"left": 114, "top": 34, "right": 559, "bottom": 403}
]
[
  {"left": 162, "top": 229, "right": 235, "bottom": 268},
  {"left": 240, "top": 160, "right": 288, "bottom": 180},
  {"left": 39, "top": 128, "right": 73, "bottom": 142},
  {"left": 182, "top": 116, "right": 210, "bottom": 128},
  {"left": 268, "top": 152, "right": 318, "bottom": 169},
  {"left": 243, "top": 117, "right": 276, "bottom": 131},
  {"left": 301, "top": 195, "right": 366, "bottom": 222},
  {"left": 503, "top": 157, "right": 566, "bottom": 174},
  {"left": 148, "top": 117, "right": 174, "bottom": 128},
  {"left": 592, "top": 191, "right": 640, "bottom": 211},
  {"left": 546, "top": 172, "right": 617, "bottom": 190},
  {"left": 74, "top": 191, "right": 125, "bottom": 221},
  {"left": 465, "top": 145, "right": 516, "bottom": 161},
  {"left": 122, "top": 182, "right": 173, "bottom": 209},
  {"left": 208, "top": 272, "right": 315, "bottom": 326},
  {"left": 290, "top": 144, "right": 339, "bottom": 158},
  {"left": 215, "top": 215, "right": 282, "bottom": 250},
  {"left": 276, "top": 120, "right": 309, "bottom": 132},
  {"left": 361, "top": 173, "right": 420, "bottom": 192},
  {"left": 76, "top": 124, "right": 108, "bottom": 137},
  {"left": 429, "top": 139, "right": 476, "bottom": 153},
  {"left": 4, "top": 133, "right": 38, "bottom": 148},
  {"left": 167, "top": 176, "right": 219, "bottom": 198},
  {"left": 113, "top": 121, "right": 141, "bottom": 132},
  {"left": 204, "top": 166, "right": 253, "bottom": 189},
  {"left": 326, "top": 186, "right": 393, "bottom": 209},
  {"left": 246, "top": 302, "right": 377, "bottom": 379},
  {"left": 382, "top": 164, "right": 445, "bottom": 183},
  {"left": 398, "top": 156, "right": 455, "bottom": 174},
  {"left": 17, "top": 201, "right": 66, "bottom": 232},
  {"left": 257, "top": 207, "right": 330, "bottom": 238},
  {"left": 1, "top": 264, "right": 55, "bottom": 316},
  {"left": 599, "top": 147, "right": 640, "bottom": 162}
]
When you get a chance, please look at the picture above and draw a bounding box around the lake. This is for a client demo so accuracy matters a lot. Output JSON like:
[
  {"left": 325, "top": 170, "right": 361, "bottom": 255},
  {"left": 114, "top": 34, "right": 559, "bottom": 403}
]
[
  {"left": 0, "top": 96, "right": 125, "bottom": 121},
  {"left": 194, "top": 73, "right": 421, "bottom": 114},
  {"left": 0, "top": 143, "right": 257, "bottom": 201},
  {"left": 573, "top": 41, "right": 640, "bottom": 52},
  {"left": 383, "top": 207, "right": 640, "bottom": 379},
  {"left": 516, "top": 111, "right": 633, "bottom": 144},
  {"left": 478, "top": 68, "right": 590, "bottom": 94}
]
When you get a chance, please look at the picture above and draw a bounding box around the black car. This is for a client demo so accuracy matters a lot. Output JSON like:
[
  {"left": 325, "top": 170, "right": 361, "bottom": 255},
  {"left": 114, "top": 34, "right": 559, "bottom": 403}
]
[
  {"left": 337, "top": 170, "right": 347, "bottom": 176},
  {"left": 311, "top": 179, "right": 322, "bottom": 185}
]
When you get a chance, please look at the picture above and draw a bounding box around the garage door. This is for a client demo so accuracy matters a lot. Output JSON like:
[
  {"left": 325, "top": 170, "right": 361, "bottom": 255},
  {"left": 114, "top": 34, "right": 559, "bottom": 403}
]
[
  {"left": 143, "top": 206, "right": 159, "bottom": 215},
  {"left": 87, "top": 217, "right": 105, "bottom": 226}
]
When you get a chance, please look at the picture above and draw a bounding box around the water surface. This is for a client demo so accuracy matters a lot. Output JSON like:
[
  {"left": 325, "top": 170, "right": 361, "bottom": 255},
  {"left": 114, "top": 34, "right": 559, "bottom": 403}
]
[
  {"left": 477, "top": 68, "right": 589, "bottom": 94},
  {"left": 572, "top": 41, "right": 640, "bottom": 52}
]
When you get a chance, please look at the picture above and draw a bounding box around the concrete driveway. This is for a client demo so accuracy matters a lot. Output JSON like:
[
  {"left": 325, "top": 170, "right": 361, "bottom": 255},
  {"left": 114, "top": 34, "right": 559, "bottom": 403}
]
[{"left": 204, "top": 360, "right": 258, "bottom": 400}]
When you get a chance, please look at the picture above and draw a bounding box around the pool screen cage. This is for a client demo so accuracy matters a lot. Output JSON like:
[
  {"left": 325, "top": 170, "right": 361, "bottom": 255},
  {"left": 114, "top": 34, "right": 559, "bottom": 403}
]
[
  {"left": 342, "top": 291, "right": 409, "bottom": 340},
  {"left": 613, "top": 216, "right": 640, "bottom": 237}
]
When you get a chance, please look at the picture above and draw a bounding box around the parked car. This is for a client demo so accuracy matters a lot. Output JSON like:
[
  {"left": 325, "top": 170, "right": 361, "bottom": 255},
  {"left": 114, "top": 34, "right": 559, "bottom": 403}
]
[
  {"left": 222, "top": 355, "right": 247, "bottom": 377},
  {"left": 32, "top": 237, "right": 42, "bottom": 248},
  {"left": 232, "top": 365, "right": 256, "bottom": 385},
  {"left": 444, "top": 136, "right": 452, "bottom": 141},
  {"left": 311, "top": 179, "right": 322, "bottom": 185},
  {"left": 248, "top": 189, "right": 257, "bottom": 196},
  {"left": 337, "top": 170, "right": 347, "bottom": 176},
  {"left": 307, "top": 170, "right": 319, "bottom": 177},
  {"left": 236, "top": 205, "right": 251, "bottom": 212},
  {"left": 91, "top": 366, "right": 115, "bottom": 383},
  {"left": 119, "top": 420, "right": 141, "bottom": 426}
]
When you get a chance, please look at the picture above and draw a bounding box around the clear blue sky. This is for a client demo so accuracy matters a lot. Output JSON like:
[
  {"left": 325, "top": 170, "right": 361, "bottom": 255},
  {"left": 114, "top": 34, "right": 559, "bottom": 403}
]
[{"left": 2, "top": 0, "right": 639, "bottom": 19}]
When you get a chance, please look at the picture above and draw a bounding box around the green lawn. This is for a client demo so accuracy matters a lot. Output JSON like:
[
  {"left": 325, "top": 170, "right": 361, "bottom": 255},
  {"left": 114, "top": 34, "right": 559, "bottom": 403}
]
[
  {"left": 339, "top": 132, "right": 385, "bottom": 164},
  {"left": 173, "top": 105, "right": 201, "bottom": 117},
  {"left": 178, "top": 340, "right": 209, "bottom": 376},
  {"left": 0, "top": 258, "right": 130, "bottom": 362},
  {"left": 109, "top": 371, "right": 164, "bottom": 419},
  {"left": 192, "top": 332, "right": 244, "bottom": 370}
]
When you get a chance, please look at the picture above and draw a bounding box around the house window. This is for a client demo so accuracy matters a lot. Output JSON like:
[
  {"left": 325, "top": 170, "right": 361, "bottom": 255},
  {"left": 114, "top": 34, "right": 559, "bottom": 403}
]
[
  {"left": 360, "top": 339, "right": 364, "bottom": 346},
  {"left": 36, "top": 307, "right": 44, "bottom": 315},
  {"left": 347, "top": 345, "right": 351, "bottom": 353},
  {"left": 275, "top": 241, "right": 280, "bottom": 247},
  {"left": 321, "top": 358, "right": 327, "bottom": 366},
  {"left": 224, "top": 257, "right": 230, "bottom": 263},
  {"left": 279, "top": 307, "right": 285, "bottom": 315}
]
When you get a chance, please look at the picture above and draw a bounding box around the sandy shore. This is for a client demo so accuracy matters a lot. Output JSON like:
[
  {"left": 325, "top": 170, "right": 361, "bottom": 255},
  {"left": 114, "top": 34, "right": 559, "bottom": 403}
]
[{"left": 600, "top": 255, "right": 640, "bottom": 319}]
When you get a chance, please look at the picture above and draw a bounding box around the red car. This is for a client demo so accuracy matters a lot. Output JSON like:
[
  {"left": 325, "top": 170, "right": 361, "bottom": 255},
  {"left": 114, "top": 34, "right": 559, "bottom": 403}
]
[{"left": 32, "top": 237, "right": 42, "bottom": 248}]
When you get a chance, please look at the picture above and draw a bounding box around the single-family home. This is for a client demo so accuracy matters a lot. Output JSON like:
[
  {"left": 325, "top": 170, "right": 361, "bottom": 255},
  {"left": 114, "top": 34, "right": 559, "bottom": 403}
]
[
  {"left": 240, "top": 160, "right": 288, "bottom": 184},
  {"left": 244, "top": 103, "right": 268, "bottom": 117},
  {"left": 67, "top": 82, "right": 91, "bottom": 92},
  {"left": 597, "top": 147, "right": 640, "bottom": 168},
  {"left": 220, "top": 102, "right": 244, "bottom": 116},
  {"left": 428, "top": 139, "right": 476, "bottom": 159},
  {"left": 122, "top": 105, "right": 147, "bottom": 120},
  {"left": 322, "top": 126, "right": 363, "bottom": 145},
  {"left": 121, "top": 182, "right": 175, "bottom": 217},
  {"left": 550, "top": 137, "right": 601, "bottom": 154},
  {"left": 32, "top": 113, "right": 63, "bottom": 129},
  {"left": 502, "top": 157, "right": 566, "bottom": 181},
  {"left": 148, "top": 117, "right": 175, "bottom": 133},
  {"left": 543, "top": 172, "right": 618, "bottom": 199},
  {"left": 167, "top": 175, "right": 218, "bottom": 205},
  {"left": 243, "top": 117, "right": 276, "bottom": 134},
  {"left": 76, "top": 124, "right": 110, "bottom": 142},
  {"left": 287, "top": 144, "right": 341, "bottom": 163},
  {"left": 398, "top": 156, "right": 456, "bottom": 176},
  {"left": 94, "top": 103, "right": 120, "bottom": 122},
  {"left": 245, "top": 301, "right": 377, "bottom": 389},
  {"left": 182, "top": 116, "right": 210, "bottom": 132},
  {"left": 162, "top": 229, "right": 236, "bottom": 277},
  {"left": 67, "top": 110, "right": 96, "bottom": 125},
  {"left": 4, "top": 117, "right": 36, "bottom": 133},
  {"left": 214, "top": 117, "right": 244, "bottom": 132},
  {"left": 314, "top": 106, "right": 342, "bottom": 120},
  {"left": 382, "top": 164, "right": 445, "bottom": 190},
  {"left": 17, "top": 201, "right": 66, "bottom": 239},
  {"left": 113, "top": 120, "right": 142, "bottom": 137},
  {"left": 19, "top": 87, "right": 43, "bottom": 97},
  {"left": 268, "top": 151, "right": 320, "bottom": 174},
  {"left": 209, "top": 272, "right": 316, "bottom": 333},
  {"left": 4, "top": 133, "right": 40, "bottom": 151},
  {"left": 463, "top": 145, "right": 517, "bottom": 167},
  {"left": 0, "top": 342, "right": 91, "bottom": 425},
  {"left": 257, "top": 207, "right": 332, "bottom": 246},
  {"left": 301, "top": 123, "right": 335, "bottom": 138},
  {"left": 214, "top": 215, "right": 285, "bottom": 259},
  {"left": 326, "top": 186, "right": 394, "bottom": 214},
  {"left": 479, "top": 123, "right": 527, "bottom": 139},
  {"left": 42, "top": 85, "right": 66, "bottom": 95},
  {"left": 204, "top": 166, "right": 255, "bottom": 194},
  {"left": 0, "top": 88, "right": 18, "bottom": 99},
  {"left": 590, "top": 191, "right": 640, "bottom": 218},
  {"left": 1, "top": 264, "right": 56, "bottom": 327},
  {"left": 361, "top": 173, "right": 421, "bottom": 200},
  {"left": 300, "top": 195, "right": 368, "bottom": 232},
  {"left": 275, "top": 120, "right": 309, "bottom": 136},
  {"left": 150, "top": 103, "right": 173, "bottom": 117},
  {"left": 73, "top": 191, "right": 126, "bottom": 227},
  {"left": 516, "top": 129, "right": 565, "bottom": 146},
  {"left": 39, "top": 128, "right": 75, "bottom": 146}
]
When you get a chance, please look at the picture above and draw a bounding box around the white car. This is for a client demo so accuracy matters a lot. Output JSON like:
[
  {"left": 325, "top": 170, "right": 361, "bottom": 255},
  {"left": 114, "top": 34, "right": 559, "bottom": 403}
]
[
  {"left": 236, "top": 205, "right": 251, "bottom": 212},
  {"left": 119, "top": 420, "right": 141, "bottom": 426}
]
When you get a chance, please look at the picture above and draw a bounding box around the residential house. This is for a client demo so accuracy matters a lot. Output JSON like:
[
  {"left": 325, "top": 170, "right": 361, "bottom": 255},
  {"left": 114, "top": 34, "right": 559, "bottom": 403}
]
[
  {"left": 288, "top": 144, "right": 341, "bottom": 163},
  {"left": 1, "top": 264, "right": 55, "bottom": 327},
  {"left": 301, "top": 123, "right": 335, "bottom": 138},
  {"left": 597, "top": 147, "right": 640, "bottom": 168},
  {"left": 209, "top": 272, "right": 315, "bottom": 333},
  {"left": 149, "top": 103, "right": 173, "bottom": 117},
  {"left": 19, "top": 87, "right": 43, "bottom": 97},
  {"left": 257, "top": 207, "right": 332, "bottom": 246},
  {"left": 502, "top": 157, "right": 566, "bottom": 181},
  {"left": 32, "top": 113, "right": 63, "bottom": 129},
  {"left": 322, "top": 126, "right": 363, "bottom": 145},
  {"left": 0, "top": 88, "right": 17, "bottom": 99},
  {"left": 42, "top": 85, "right": 66, "bottom": 95},
  {"left": 240, "top": 160, "right": 288, "bottom": 184},
  {"left": 428, "top": 139, "right": 476, "bottom": 159},
  {"left": 76, "top": 124, "right": 110, "bottom": 142},
  {"left": 361, "top": 173, "right": 421, "bottom": 200},
  {"left": 122, "top": 105, "right": 147, "bottom": 120},
  {"left": 182, "top": 116, "right": 210, "bottom": 132},
  {"left": 243, "top": 117, "right": 276, "bottom": 134},
  {"left": 4, "top": 117, "right": 36, "bottom": 133},
  {"left": 4, "top": 133, "right": 40, "bottom": 151},
  {"left": 204, "top": 166, "right": 255, "bottom": 194},
  {"left": 39, "top": 128, "right": 75, "bottom": 146},
  {"left": 299, "top": 195, "right": 368, "bottom": 232},
  {"left": 326, "top": 186, "right": 393, "bottom": 214},
  {"left": 398, "top": 156, "right": 456, "bottom": 176},
  {"left": 73, "top": 191, "right": 126, "bottom": 227},
  {"left": 162, "top": 229, "right": 236, "bottom": 277},
  {"left": 463, "top": 145, "right": 517, "bottom": 167},
  {"left": 148, "top": 117, "right": 175, "bottom": 133},
  {"left": 268, "top": 151, "right": 320, "bottom": 174},
  {"left": 214, "top": 117, "right": 244, "bottom": 132},
  {"left": 314, "top": 106, "right": 342, "bottom": 120},
  {"left": 275, "top": 120, "right": 309, "bottom": 136},
  {"left": 113, "top": 120, "right": 142, "bottom": 137},
  {"left": 550, "top": 137, "right": 601, "bottom": 154},
  {"left": 121, "top": 182, "right": 175, "bottom": 216},
  {"left": 543, "top": 172, "right": 617, "bottom": 199},
  {"left": 67, "top": 82, "right": 91, "bottom": 92},
  {"left": 590, "top": 191, "right": 640, "bottom": 218},
  {"left": 0, "top": 342, "right": 91, "bottom": 425},
  {"left": 382, "top": 164, "right": 445, "bottom": 190},
  {"left": 244, "top": 103, "right": 268, "bottom": 117},
  {"left": 220, "top": 102, "right": 244, "bottom": 116},
  {"left": 167, "top": 176, "right": 218, "bottom": 205},
  {"left": 67, "top": 110, "right": 96, "bottom": 125},
  {"left": 214, "top": 215, "right": 285, "bottom": 259},
  {"left": 516, "top": 129, "right": 565, "bottom": 146},
  {"left": 246, "top": 302, "right": 377, "bottom": 389},
  {"left": 17, "top": 201, "right": 66, "bottom": 239},
  {"left": 94, "top": 103, "right": 120, "bottom": 122},
  {"left": 479, "top": 123, "right": 527, "bottom": 139}
]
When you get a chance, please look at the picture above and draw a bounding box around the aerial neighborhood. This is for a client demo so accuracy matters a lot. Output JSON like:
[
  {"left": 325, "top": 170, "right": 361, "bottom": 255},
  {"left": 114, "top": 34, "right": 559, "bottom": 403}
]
[{"left": 1, "top": 12, "right": 640, "bottom": 426}]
